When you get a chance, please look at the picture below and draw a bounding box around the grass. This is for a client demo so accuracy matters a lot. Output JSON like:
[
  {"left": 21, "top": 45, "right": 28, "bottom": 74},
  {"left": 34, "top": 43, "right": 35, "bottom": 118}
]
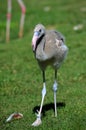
[{"left": 0, "top": 0, "right": 86, "bottom": 130}]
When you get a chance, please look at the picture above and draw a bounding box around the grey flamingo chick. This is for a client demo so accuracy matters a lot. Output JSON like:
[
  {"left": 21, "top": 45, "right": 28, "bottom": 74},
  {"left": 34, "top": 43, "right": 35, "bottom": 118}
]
[{"left": 31, "top": 24, "right": 68, "bottom": 126}]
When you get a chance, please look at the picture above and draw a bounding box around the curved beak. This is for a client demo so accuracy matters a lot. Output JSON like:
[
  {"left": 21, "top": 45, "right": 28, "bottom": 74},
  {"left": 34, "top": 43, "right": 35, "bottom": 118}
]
[{"left": 32, "top": 32, "right": 39, "bottom": 52}]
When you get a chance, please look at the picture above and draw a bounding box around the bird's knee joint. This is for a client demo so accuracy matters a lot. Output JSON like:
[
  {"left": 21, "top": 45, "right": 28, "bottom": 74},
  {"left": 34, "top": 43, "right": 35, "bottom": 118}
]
[
  {"left": 7, "top": 13, "right": 11, "bottom": 19},
  {"left": 53, "top": 82, "right": 58, "bottom": 92},
  {"left": 42, "top": 83, "right": 46, "bottom": 96},
  {"left": 21, "top": 6, "right": 26, "bottom": 14}
]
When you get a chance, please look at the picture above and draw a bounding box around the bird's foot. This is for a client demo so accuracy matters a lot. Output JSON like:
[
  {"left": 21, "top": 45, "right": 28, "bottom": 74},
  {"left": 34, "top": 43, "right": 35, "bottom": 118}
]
[
  {"left": 31, "top": 117, "right": 42, "bottom": 127},
  {"left": 19, "top": 31, "right": 23, "bottom": 38},
  {"left": 31, "top": 110, "right": 42, "bottom": 127}
]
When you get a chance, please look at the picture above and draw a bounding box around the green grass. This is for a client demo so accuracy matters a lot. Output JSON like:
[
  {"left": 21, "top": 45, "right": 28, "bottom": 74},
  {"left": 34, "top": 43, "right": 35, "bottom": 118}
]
[{"left": 0, "top": 0, "right": 86, "bottom": 130}]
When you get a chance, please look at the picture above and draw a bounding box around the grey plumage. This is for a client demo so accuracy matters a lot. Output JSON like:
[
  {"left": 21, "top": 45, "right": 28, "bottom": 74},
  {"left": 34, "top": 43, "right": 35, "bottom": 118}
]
[
  {"left": 31, "top": 24, "right": 68, "bottom": 126},
  {"left": 32, "top": 24, "right": 68, "bottom": 71}
]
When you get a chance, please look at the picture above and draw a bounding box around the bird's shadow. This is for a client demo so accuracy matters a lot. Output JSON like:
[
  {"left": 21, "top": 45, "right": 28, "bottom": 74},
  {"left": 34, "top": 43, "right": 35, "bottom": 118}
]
[{"left": 33, "top": 102, "right": 65, "bottom": 117}]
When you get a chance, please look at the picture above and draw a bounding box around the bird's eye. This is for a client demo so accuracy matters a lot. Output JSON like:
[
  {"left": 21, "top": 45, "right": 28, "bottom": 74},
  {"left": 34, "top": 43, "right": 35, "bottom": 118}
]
[{"left": 39, "top": 29, "right": 41, "bottom": 32}]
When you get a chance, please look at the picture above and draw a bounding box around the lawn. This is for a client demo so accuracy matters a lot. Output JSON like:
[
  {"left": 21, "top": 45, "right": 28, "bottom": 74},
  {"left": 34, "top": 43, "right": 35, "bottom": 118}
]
[{"left": 0, "top": 0, "right": 86, "bottom": 130}]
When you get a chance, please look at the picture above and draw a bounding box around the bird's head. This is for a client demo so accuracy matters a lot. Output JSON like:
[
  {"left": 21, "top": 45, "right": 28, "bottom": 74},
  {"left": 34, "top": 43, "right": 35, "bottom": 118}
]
[{"left": 32, "top": 24, "right": 45, "bottom": 52}]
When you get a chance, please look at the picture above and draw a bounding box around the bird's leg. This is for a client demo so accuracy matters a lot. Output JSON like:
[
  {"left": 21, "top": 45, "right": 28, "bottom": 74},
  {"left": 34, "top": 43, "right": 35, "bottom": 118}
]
[
  {"left": 39, "top": 84, "right": 46, "bottom": 117},
  {"left": 17, "top": 0, "right": 26, "bottom": 38},
  {"left": 6, "top": 0, "right": 12, "bottom": 42},
  {"left": 53, "top": 70, "right": 58, "bottom": 117},
  {"left": 32, "top": 71, "right": 46, "bottom": 127}
]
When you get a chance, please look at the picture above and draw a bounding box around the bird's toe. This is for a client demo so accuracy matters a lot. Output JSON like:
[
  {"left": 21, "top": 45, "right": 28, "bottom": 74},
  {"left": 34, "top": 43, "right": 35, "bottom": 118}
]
[{"left": 31, "top": 118, "right": 42, "bottom": 127}]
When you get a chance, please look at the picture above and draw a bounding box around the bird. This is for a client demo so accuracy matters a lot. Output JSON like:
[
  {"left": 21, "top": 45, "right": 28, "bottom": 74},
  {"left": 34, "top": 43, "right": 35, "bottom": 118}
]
[
  {"left": 31, "top": 24, "right": 68, "bottom": 126},
  {"left": 6, "top": 0, "right": 26, "bottom": 42}
]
